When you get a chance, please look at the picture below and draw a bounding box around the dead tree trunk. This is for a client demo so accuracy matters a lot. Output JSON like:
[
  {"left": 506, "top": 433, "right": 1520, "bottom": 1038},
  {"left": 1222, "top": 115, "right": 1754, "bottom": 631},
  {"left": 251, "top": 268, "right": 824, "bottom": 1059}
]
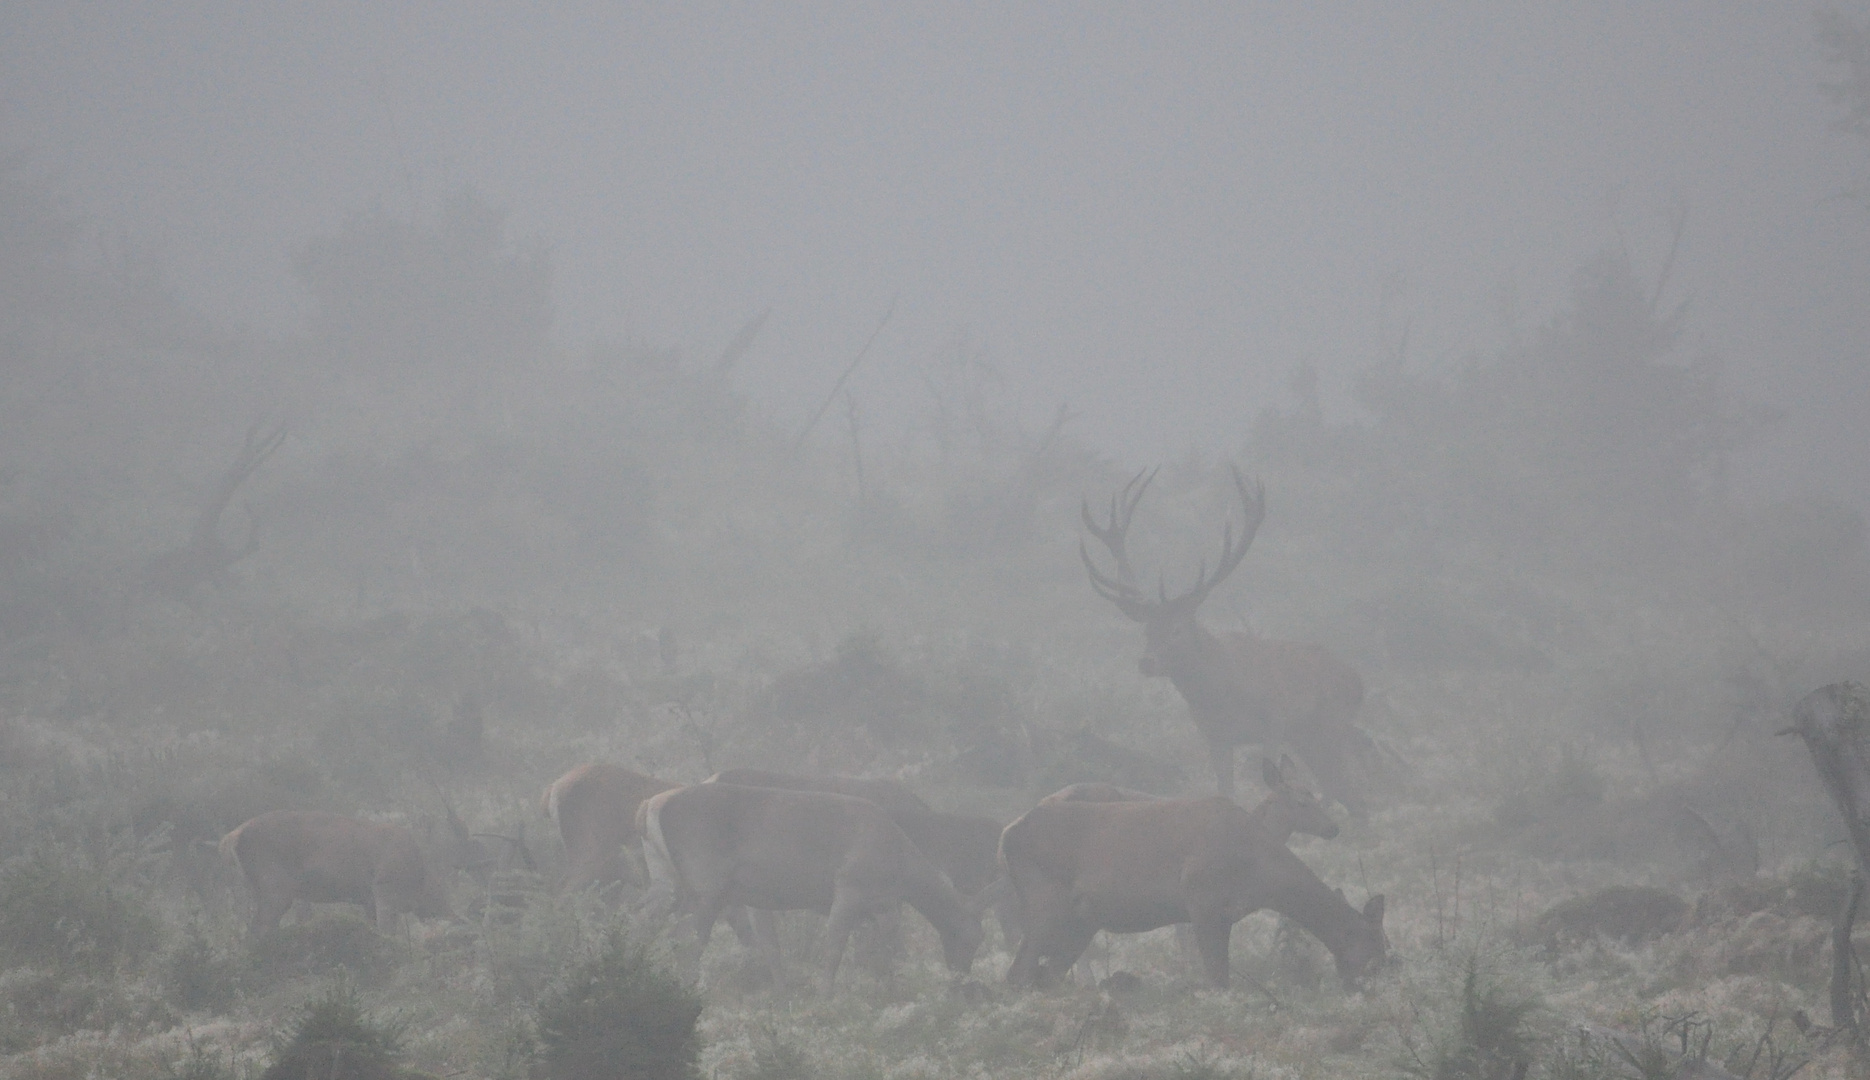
[{"left": 1786, "top": 682, "right": 1870, "bottom": 1035}]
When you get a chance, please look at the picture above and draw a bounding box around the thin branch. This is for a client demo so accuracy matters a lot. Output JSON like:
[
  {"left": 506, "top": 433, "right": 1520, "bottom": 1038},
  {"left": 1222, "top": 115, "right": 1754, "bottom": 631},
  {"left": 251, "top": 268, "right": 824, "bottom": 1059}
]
[{"left": 796, "top": 296, "right": 896, "bottom": 449}]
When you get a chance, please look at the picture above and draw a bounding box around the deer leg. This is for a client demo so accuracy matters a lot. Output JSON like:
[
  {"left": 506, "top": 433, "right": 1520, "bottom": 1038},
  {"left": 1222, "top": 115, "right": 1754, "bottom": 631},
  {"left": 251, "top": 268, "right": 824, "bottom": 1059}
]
[
  {"left": 1207, "top": 738, "right": 1237, "bottom": 799},
  {"left": 993, "top": 894, "right": 1022, "bottom": 954},
  {"left": 1173, "top": 922, "right": 1202, "bottom": 968},
  {"left": 1069, "top": 932, "right": 1102, "bottom": 987},
  {"left": 250, "top": 887, "right": 293, "bottom": 937},
  {"left": 1041, "top": 922, "right": 1099, "bottom": 987},
  {"left": 743, "top": 908, "right": 785, "bottom": 985},
  {"left": 820, "top": 889, "right": 873, "bottom": 994},
  {"left": 1190, "top": 918, "right": 1233, "bottom": 988}
]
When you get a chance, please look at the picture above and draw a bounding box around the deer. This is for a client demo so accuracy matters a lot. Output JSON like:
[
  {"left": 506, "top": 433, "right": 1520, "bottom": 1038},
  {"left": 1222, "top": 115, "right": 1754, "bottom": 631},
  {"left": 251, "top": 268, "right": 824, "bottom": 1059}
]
[
  {"left": 703, "top": 768, "right": 1016, "bottom": 953},
  {"left": 540, "top": 763, "right": 682, "bottom": 894},
  {"left": 144, "top": 422, "right": 288, "bottom": 599},
  {"left": 1081, "top": 466, "right": 1370, "bottom": 814},
  {"left": 219, "top": 809, "right": 466, "bottom": 936},
  {"left": 999, "top": 792, "right": 1385, "bottom": 990},
  {"left": 638, "top": 782, "right": 984, "bottom": 992},
  {"left": 1031, "top": 756, "right": 1341, "bottom": 983}
]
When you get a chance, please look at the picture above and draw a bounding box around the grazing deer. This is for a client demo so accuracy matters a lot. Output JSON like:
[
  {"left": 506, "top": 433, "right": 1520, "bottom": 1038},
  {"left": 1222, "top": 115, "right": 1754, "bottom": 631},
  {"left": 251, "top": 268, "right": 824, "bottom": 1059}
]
[
  {"left": 1081, "top": 467, "right": 1369, "bottom": 813},
  {"left": 219, "top": 810, "right": 462, "bottom": 935},
  {"left": 999, "top": 793, "right": 1384, "bottom": 990},
  {"left": 1033, "top": 757, "right": 1340, "bottom": 982},
  {"left": 541, "top": 763, "right": 681, "bottom": 893},
  {"left": 704, "top": 768, "right": 1016, "bottom": 952},
  {"left": 639, "top": 783, "right": 984, "bottom": 991},
  {"left": 144, "top": 422, "right": 287, "bottom": 599}
]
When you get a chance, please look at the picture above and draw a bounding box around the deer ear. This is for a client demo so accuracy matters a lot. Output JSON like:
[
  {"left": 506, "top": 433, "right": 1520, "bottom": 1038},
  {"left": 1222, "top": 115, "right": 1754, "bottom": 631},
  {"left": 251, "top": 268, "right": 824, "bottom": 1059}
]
[{"left": 1364, "top": 894, "right": 1385, "bottom": 923}]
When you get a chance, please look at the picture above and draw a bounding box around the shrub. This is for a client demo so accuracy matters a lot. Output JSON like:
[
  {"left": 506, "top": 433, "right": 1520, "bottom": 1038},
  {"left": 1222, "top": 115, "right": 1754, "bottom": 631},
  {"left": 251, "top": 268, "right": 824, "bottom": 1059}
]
[
  {"left": 165, "top": 923, "right": 241, "bottom": 1013},
  {"left": 736, "top": 1025, "right": 812, "bottom": 1080},
  {"left": 533, "top": 928, "right": 704, "bottom": 1080},
  {"left": 260, "top": 983, "right": 409, "bottom": 1080},
  {"left": 1398, "top": 950, "right": 1542, "bottom": 1080},
  {"left": 0, "top": 844, "right": 161, "bottom": 974}
]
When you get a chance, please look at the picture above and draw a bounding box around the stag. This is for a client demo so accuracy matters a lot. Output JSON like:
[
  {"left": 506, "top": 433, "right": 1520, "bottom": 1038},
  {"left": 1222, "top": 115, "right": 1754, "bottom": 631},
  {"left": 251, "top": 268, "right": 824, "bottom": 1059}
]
[
  {"left": 1000, "top": 793, "right": 1384, "bottom": 990},
  {"left": 144, "top": 422, "right": 287, "bottom": 599},
  {"left": 1081, "top": 467, "right": 1368, "bottom": 813},
  {"left": 541, "top": 763, "right": 681, "bottom": 893},
  {"left": 640, "top": 783, "right": 983, "bottom": 991},
  {"left": 220, "top": 810, "right": 465, "bottom": 936}
]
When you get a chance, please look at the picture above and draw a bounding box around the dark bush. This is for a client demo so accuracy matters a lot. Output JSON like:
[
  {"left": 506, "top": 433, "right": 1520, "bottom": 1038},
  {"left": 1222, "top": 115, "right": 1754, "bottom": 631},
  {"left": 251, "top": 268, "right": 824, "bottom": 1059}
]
[
  {"left": 261, "top": 983, "right": 409, "bottom": 1080},
  {"left": 165, "top": 923, "right": 240, "bottom": 1013},
  {"left": 534, "top": 928, "right": 704, "bottom": 1080}
]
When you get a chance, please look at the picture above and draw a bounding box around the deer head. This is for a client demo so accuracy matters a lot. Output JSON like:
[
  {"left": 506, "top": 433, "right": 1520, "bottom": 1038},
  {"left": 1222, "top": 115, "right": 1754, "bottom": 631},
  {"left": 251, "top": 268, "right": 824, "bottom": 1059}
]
[{"left": 1080, "top": 466, "right": 1266, "bottom": 679}]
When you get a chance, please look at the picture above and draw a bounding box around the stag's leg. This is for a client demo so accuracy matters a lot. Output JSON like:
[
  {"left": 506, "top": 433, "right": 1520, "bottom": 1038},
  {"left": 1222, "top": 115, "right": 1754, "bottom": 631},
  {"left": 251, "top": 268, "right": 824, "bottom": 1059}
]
[
  {"left": 1207, "top": 738, "right": 1237, "bottom": 799},
  {"left": 1292, "top": 727, "right": 1367, "bottom": 819}
]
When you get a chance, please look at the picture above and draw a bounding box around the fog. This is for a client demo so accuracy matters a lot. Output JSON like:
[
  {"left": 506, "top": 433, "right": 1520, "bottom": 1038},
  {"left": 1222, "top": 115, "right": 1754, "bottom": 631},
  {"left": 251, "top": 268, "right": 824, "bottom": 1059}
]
[
  {"left": 6, "top": 6, "right": 1870, "bottom": 1079},
  {"left": 5, "top": 4, "right": 1866, "bottom": 494}
]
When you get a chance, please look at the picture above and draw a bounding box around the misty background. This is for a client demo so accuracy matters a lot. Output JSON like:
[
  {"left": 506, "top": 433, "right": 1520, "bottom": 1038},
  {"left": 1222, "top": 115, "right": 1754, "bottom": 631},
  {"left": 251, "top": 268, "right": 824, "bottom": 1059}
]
[{"left": 3, "top": 4, "right": 1866, "bottom": 502}]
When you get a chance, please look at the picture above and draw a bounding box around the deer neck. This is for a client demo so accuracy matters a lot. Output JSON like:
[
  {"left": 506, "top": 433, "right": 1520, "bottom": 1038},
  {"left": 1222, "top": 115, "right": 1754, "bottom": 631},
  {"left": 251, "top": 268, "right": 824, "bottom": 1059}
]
[
  {"left": 902, "top": 861, "right": 982, "bottom": 968},
  {"left": 1241, "top": 797, "right": 1295, "bottom": 845},
  {"left": 1260, "top": 860, "right": 1367, "bottom": 968},
  {"left": 1164, "top": 627, "right": 1237, "bottom": 709}
]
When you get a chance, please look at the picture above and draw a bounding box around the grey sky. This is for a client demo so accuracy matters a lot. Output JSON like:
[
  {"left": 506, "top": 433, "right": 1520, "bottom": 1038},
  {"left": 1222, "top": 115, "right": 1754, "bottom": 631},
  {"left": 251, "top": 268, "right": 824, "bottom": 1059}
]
[{"left": 4, "top": 4, "right": 1865, "bottom": 501}]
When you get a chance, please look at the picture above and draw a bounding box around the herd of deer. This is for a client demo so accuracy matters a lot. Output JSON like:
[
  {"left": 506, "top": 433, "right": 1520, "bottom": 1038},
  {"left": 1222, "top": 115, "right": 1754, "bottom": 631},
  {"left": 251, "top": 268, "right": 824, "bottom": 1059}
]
[{"left": 218, "top": 467, "right": 1390, "bottom": 994}]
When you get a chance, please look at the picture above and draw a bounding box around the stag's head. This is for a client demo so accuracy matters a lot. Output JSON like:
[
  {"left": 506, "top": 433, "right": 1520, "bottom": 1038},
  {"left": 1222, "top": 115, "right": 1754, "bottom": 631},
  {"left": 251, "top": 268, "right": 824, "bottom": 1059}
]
[{"left": 1080, "top": 467, "right": 1266, "bottom": 680}]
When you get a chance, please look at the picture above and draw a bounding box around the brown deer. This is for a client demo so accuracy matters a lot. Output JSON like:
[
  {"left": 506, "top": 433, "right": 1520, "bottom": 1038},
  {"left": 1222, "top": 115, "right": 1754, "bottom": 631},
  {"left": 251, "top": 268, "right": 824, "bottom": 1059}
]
[
  {"left": 1081, "top": 467, "right": 1369, "bottom": 814},
  {"left": 999, "top": 794, "right": 1384, "bottom": 989},
  {"left": 541, "top": 763, "right": 682, "bottom": 893},
  {"left": 1032, "top": 756, "right": 1340, "bottom": 982},
  {"left": 219, "top": 810, "right": 461, "bottom": 935},
  {"left": 639, "top": 782, "right": 984, "bottom": 991},
  {"left": 704, "top": 768, "right": 1016, "bottom": 950}
]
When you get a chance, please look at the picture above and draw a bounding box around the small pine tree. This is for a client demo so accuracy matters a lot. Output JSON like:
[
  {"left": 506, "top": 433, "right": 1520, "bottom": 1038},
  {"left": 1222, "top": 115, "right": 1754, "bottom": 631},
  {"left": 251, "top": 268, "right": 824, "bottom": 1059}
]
[
  {"left": 534, "top": 928, "right": 704, "bottom": 1080},
  {"left": 260, "top": 983, "right": 408, "bottom": 1080}
]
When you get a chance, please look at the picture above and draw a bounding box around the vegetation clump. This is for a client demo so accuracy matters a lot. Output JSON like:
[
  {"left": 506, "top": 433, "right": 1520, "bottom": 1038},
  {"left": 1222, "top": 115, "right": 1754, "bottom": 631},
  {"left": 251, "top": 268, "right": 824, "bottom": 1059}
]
[
  {"left": 260, "top": 983, "right": 411, "bottom": 1080},
  {"left": 0, "top": 844, "right": 161, "bottom": 974},
  {"left": 533, "top": 928, "right": 704, "bottom": 1080},
  {"left": 1534, "top": 886, "right": 1689, "bottom": 948},
  {"left": 245, "top": 912, "right": 399, "bottom": 991},
  {"left": 1398, "top": 950, "right": 1543, "bottom": 1080}
]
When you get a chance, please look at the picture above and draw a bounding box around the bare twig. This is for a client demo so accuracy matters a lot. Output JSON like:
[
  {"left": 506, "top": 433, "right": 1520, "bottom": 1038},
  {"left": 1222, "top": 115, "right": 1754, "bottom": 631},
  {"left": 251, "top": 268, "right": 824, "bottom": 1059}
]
[{"left": 796, "top": 296, "right": 896, "bottom": 448}]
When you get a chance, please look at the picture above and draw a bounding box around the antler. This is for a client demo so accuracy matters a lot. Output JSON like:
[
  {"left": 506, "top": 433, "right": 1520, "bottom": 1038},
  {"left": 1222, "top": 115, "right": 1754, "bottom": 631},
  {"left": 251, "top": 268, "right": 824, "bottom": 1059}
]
[
  {"left": 144, "top": 421, "right": 288, "bottom": 598},
  {"left": 1169, "top": 467, "right": 1265, "bottom": 614},
  {"left": 1080, "top": 465, "right": 1265, "bottom": 622},
  {"left": 1080, "top": 466, "right": 1157, "bottom": 585},
  {"left": 189, "top": 422, "right": 287, "bottom": 556}
]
